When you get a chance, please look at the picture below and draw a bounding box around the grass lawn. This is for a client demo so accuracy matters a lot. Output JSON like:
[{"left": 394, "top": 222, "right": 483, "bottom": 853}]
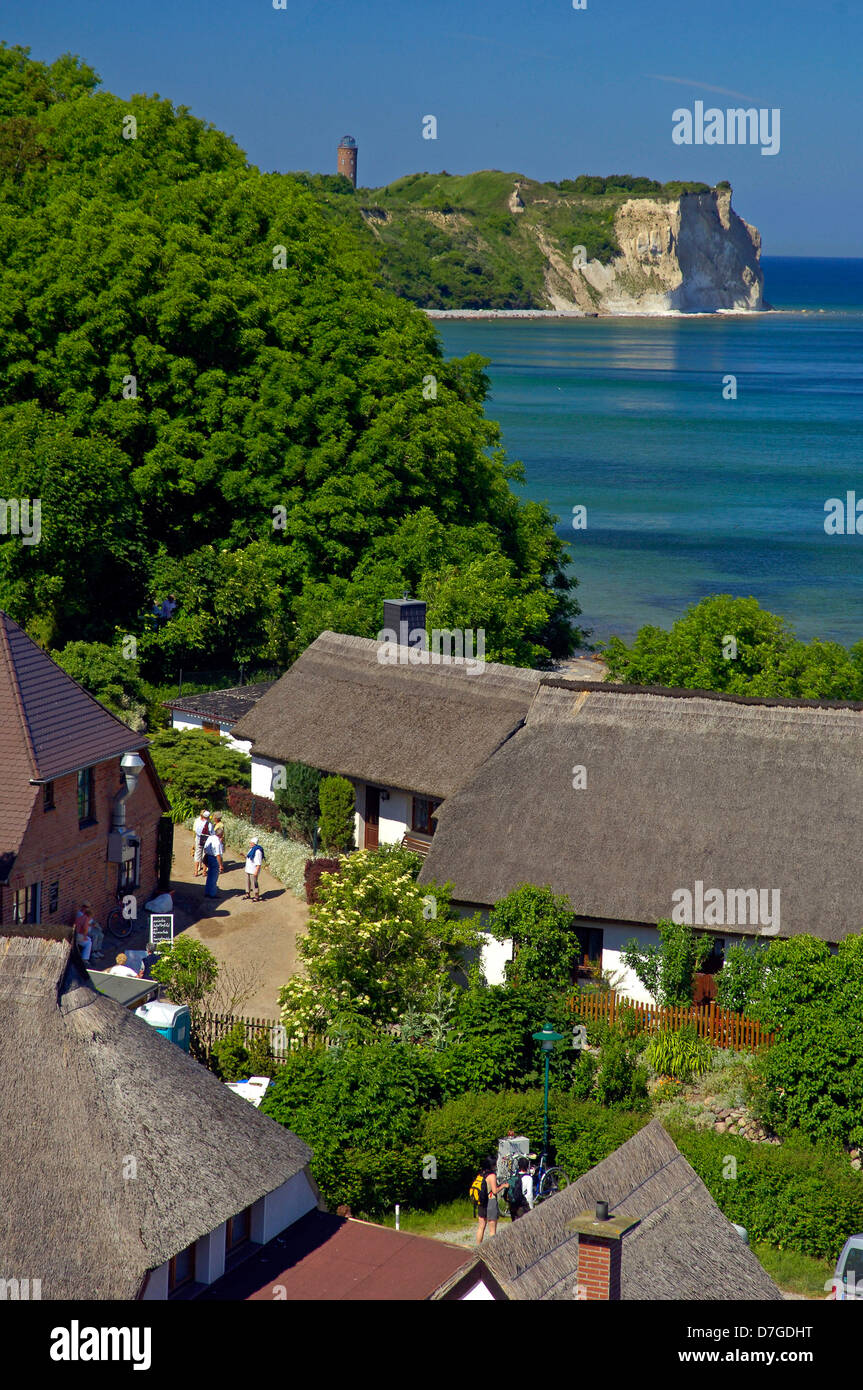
[
  {"left": 379, "top": 1199, "right": 476, "bottom": 1240},
  {"left": 753, "top": 1243, "right": 832, "bottom": 1299}
]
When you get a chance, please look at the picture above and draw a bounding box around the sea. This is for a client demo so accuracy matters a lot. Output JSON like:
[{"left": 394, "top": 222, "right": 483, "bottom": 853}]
[{"left": 436, "top": 257, "right": 863, "bottom": 647}]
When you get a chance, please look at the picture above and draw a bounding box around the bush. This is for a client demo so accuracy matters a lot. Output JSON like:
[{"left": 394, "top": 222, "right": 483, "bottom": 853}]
[
  {"left": 225, "top": 786, "right": 282, "bottom": 832},
  {"left": 149, "top": 728, "right": 250, "bottom": 823},
  {"left": 211, "top": 1023, "right": 251, "bottom": 1082},
  {"left": 318, "top": 775, "right": 355, "bottom": 852},
  {"left": 150, "top": 936, "right": 219, "bottom": 1022},
  {"left": 645, "top": 1027, "right": 712, "bottom": 1082},
  {"left": 304, "top": 857, "right": 341, "bottom": 905},
  {"left": 218, "top": 811, "right": 319, "bottom": 897},
  {"left": 274, "top": 762, "right": 322, "bottom": 845},
  {"left": 488, "top": 884, "right": 578, "bottom": 992},
  {"left": 669, "top": 1126, "right": 863, "bottom": 1262},
  {"left": 594, "top": 1037, "right": 649, "bottom": 1106}
]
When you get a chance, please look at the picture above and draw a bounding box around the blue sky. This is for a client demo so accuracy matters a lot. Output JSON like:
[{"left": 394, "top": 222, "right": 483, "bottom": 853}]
[{"left": 3, "top": 0, "right": 860, "bottom": 254}]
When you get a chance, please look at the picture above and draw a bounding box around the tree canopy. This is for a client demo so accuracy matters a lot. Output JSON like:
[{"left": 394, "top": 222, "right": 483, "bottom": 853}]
[
  {"left": 603, "top": 595, "right": 863, "bottom": 699},
  {"left": 0, "top": 43, "right": 580, "bottom": 667}
]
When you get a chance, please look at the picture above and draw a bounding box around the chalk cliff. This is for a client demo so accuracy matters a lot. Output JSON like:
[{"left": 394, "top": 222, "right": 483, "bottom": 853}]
[{"left": 542, "top": 189, "right": 764, "bottom": 314}]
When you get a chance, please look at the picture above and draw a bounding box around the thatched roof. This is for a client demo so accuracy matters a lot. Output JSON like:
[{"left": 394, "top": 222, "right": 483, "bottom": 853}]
[
  {"left": 436, "top": 1121, "right": 782, "bottom": 1301},
  {"left": 232, "top": 631, "right": 540, "bottom": 798},
  {"left": 420, "top": 680, "right": 863, "bottom": 942},
  {"left": 0, "top": 931, "right": 312, "bottom": 1300}
]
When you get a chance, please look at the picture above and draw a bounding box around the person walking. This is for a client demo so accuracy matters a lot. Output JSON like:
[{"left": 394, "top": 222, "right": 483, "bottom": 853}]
[
  {"left": 192, "top": 809, "right": 211, "bottom": 878},
  {"left": 472, "top": 1159, "right": 506, "bottom": 1245},
  {"left": 507, "top": 1157, "right": 532, "bottom": 1222},
  {"left": 243, "top": 837, "right": 265, "bottom": 901},
  {"left": 202, "top": 824, "right": 223, "bottom": 899}
]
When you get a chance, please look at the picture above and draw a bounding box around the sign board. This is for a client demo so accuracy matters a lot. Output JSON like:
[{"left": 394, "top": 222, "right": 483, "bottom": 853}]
[{"left": 148, "top": 913, "right": 174, "bottom": 949}]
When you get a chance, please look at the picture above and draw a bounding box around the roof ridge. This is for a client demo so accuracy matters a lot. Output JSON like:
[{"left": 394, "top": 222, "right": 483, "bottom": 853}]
[
  {"left": 539, "top": 674, "right": 863, "bottom": 713},
  {"left": 0, "top": 613, "right": 38, "bottom": 776}
]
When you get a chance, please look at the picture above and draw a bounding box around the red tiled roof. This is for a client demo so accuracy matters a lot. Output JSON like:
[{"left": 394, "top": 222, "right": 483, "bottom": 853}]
[
  {"left": 0, "top": 612, "right": 149, "bottom": 881},
  {"left": 200, "top": 1211, "right": 472, "bottom": 1301}
]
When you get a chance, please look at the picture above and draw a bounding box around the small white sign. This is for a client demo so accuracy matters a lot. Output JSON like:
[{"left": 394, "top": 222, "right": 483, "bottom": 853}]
[{"left": 149, "top": 913, "right": 174, "bottom": 949}]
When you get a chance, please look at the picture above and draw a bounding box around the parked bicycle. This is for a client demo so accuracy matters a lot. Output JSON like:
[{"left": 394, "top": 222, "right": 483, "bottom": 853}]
[
  {"left": 504, "top": 1150, "right": 570, "bottom": 1205},
  {"left": 104, "top": 893, "right": 136, "bottom": 941}
]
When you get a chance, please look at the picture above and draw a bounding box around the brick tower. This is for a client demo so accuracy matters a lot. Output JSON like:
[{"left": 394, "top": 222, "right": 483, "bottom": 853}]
[{"left": 337, "top": 135, "right": 357, "bottom": 188}]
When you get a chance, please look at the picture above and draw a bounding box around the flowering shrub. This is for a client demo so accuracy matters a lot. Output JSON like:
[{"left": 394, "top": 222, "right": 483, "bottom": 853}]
[
  {"left": 278, "top": 845, "right": 481, "bottom": 1037},
  {"left": 218, "top": 812, "right": 320, "bottom": 897}
]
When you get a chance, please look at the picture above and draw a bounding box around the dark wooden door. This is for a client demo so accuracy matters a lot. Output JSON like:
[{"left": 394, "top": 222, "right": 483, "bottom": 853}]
[{"left": 364, "top": 786, "right": 380, "bottom": 850}]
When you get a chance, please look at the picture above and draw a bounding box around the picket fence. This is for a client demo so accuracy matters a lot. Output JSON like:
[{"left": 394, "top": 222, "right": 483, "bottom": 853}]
[
  {"left": 193, "top": 1011, "right": 332, "bottom": 1065},
  {"left": 569, "top": 991, "right": 774, "bottom": 1051}
]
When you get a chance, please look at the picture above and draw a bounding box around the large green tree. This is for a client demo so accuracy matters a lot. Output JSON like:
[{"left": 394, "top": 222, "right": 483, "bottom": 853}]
[
  {"left": 0, "top": 44, "right": 580, "bottom": 668},
  {"left": 603, "top": 595, "right": 863, "bottom": 699}
]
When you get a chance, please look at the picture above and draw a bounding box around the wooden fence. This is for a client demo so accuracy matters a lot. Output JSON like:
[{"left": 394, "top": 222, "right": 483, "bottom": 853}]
[
  {"left": 192, "top": 1012, "right": 332, "bottom": 1065},
  {"left": 569, "top": 991, "right": 775, "bottom": 1051}
]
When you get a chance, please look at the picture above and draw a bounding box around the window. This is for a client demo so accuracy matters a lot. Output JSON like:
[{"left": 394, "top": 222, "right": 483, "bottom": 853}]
[
  {"left": 48, "top": 882, "right": 59, "bottom": 915},
  {"left": 12, "top": 883, "right": 41, "bottom": 925},
  {"left": 411, "top": 796, "right": 441, "bottom": 835},
  {"left": 168, "top": 1244, "right": 195, "bottom": 1293},
  {"left": 42, "top": 782, "right": 55, "bottom": 811},
  {"left": 77, "top": 767, "right": 95, "bottom": 824},
  {"left": 118, "top": 838, "right": 141, "bottom": 894},
  {"left": 225, "top": 1206, "right": 252, "bottom": 1252}
]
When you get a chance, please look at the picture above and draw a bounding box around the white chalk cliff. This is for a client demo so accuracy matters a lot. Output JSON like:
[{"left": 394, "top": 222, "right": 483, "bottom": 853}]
[{"left": 542, "top": 188, "right": 764, "bottom": 314}]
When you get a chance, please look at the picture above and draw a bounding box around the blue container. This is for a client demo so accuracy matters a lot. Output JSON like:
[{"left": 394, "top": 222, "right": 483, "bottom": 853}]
[{"left": 135, "top": 999, "right": 191, "bottom": 1051}]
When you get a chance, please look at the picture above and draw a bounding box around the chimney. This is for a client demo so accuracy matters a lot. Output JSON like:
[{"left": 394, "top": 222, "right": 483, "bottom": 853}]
[
  {"left": 382, "top": 595, "right": 427, "bottom": 651},
  {"left": 566, "top": 1206, "right": 638, "bottom": 1301}
]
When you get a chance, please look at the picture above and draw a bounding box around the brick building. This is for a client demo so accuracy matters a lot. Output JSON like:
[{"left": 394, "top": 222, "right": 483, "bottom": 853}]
[
  {"left": 337, "top": 134, "right": 357, "bottom": 187},
  {"left": 0, "top": 611, "right": 170, "bottom": 931}
]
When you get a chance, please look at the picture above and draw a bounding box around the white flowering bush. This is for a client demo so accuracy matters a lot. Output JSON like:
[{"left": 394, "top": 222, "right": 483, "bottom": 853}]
[
  {"left": 217, "top": 812, "right": 320, "bottom": 897},
  {"left": 278, "top": 845, "right": 481, "bottom": 1037}
]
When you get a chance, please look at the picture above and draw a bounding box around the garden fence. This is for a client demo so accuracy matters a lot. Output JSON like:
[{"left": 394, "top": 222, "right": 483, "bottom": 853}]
[
  {"left": 569, "top": 992, "right": 775, "bottom": 1051},
  {"left": 193, "top": 1011, "right": 333, "bottom": 1066}
]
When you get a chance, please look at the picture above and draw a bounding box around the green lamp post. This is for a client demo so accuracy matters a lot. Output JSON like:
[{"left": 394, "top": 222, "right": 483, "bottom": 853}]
[{"left": 532, "top": 1021, "right": 564, "bottom": 1157}]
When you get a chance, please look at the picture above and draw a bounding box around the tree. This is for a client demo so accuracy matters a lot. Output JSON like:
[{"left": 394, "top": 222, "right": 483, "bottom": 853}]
[
  {"left": 622, "top": 919, "right": 710, "bottom": 1007},
  {"left": 714, "top": 940, "right": 769, "bottom": 1012},
  {"left": 147, "top": 727, "right": 250, "bottom": 821},
  {"left": 0, "top": 48, "right": 581, "bottom": 669},
  {"left": 274, "top": 762, "right": 321, "bottom": 845},
  {"left": 278, "top": 846, "right": 481, "bottom": 1036},
  {"left": 744, "top": 935, "right": 863, "bottom": 1148},
  {"left": 318, "top": 775, "right": 355, "bottom": 852},
  {"left": 488, "top": 884, "right": 577, "bottom": 992},
  {"left": 603, "top": 595, "right": 863, "bottom": 700},
  {"left": 150, "top": 936, "right": 219, "bottom": 1024},
  {"left": 52, "top": 639, "right": 150, "bottom": 730}
]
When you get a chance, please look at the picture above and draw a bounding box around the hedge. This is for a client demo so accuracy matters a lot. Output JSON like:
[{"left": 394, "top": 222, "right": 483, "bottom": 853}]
[
  {"left": 669, "top": 1125, "right": 863, "bottom": 1261},
  {"left": 226, "top": 785, "right": 282, "bottom": 832},
  {"left": 304, "top": 857, "right": 341, "bottom": 904}
]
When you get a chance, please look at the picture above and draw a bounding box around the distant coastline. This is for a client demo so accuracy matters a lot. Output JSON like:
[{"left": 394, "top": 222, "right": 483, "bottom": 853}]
[{"left": 425, "top": 307, "right": 769, "bottom": 320}]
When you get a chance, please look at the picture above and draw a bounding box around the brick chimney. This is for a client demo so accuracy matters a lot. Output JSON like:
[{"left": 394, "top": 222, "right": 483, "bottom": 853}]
[
  {"left": 382, "top": 595, "right": 427, "bottom": 650},
  {"left": 566, "top": 1205, "right": 638, "bottom": 1301}
]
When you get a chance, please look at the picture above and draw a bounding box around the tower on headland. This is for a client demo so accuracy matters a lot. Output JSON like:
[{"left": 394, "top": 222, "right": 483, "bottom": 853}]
[{"left": 337, "top": 135, "right": 357, "bottom": 188}]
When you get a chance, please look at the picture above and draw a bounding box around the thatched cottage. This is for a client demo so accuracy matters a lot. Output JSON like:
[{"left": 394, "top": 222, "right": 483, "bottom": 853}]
[
  {"left": 0, "top": 611, "right": 170, "bottom": 931},
  {"left": 0, "top": 928, "right": 319, "bottom": 1299},
  {"left": 163, "top": 680, "right": 275, "bottom": 754},
  {"left": 235, "top": 616, "right": 863, "bottom": 1000},
  {"left": 434, "top": 1121, "right": 782, "bottom": 1301}
]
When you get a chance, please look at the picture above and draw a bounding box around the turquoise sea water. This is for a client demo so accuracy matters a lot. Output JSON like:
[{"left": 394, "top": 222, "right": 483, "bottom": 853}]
[{"left": 437, "top": 257, "right": 863, "bottom": 646}]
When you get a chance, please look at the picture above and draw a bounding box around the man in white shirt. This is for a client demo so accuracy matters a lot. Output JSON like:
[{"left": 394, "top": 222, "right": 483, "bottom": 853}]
[
  {"left": 202, "top": 827, "right": 223, "bottom": 898},
  {"left": 192, "top": 809, "right": 211, "bottom": 878},
  {"left": 244, "top": 837, "right": 264, "bottom": 901}
]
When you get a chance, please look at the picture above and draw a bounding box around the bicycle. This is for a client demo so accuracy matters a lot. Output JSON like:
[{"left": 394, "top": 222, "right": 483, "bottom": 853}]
[
  {"left": 503, "top": 1150, "right": 570, "bottom": 1207},
  {"left": 104, "top": 894, "right": 136, "bottom": 941}
]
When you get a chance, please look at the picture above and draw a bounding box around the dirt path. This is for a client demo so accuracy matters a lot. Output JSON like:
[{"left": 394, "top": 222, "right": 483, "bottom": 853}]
[{"left": 121, "top": 827, "right": 309, "bottom": 1020}]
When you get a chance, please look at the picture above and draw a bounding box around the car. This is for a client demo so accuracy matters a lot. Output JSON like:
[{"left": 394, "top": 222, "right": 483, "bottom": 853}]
[{"left": 828, "top": 1236, "right": 863, "bottom": 1299}]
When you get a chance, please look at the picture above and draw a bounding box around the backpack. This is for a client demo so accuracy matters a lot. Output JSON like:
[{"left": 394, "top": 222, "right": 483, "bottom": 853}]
[
  {"left": 469, "top": 1174, "right": 487, "bottom": 1210},
  {"left": 507, "top": 1172, "right": 523, "bottom": 1209}
]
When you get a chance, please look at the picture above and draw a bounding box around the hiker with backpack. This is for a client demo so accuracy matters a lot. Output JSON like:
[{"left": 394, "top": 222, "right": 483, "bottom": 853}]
[
  {"left": 507, "top": 1157, "right": 533, "bottom": 1221},
  {"left": 243, "top": 836, "right": 265, "bottom": 901},
  {"left": 470, "top": 1159, "right": 506, "bottom": 1244}
]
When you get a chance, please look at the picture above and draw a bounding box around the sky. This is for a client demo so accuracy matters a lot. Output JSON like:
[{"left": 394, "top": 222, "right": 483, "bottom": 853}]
[{"left": 2, "top": 0, "right": 861, "bottom": 256}]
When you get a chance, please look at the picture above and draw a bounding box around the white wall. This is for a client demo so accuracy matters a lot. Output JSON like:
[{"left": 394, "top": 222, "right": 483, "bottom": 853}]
[
  {"left": 598, "top": 922, "right": 661, "bottom": 1003},
  {"left": 460, "top": 1278, "right": 497, "bottom": 1301},
  {"left": 251, "top": 756, "right": 280, "bottom": 800},
  {"left": 139, "top": 1170, "right": 318, "bottom": 1299},
  {"left": 354, "top": 779, "right": 412, "bottom": 849},
  {"left": 171, "top": 712, "right": 252, "bottom": 756},
  {"left": 480, "top": 931, "right": 512, "bottom": 986}
]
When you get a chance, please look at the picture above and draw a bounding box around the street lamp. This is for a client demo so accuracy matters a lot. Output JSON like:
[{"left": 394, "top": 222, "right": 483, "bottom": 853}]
[{"left": 532, "top": 1021, "right": 564, "bottom": 1158}]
